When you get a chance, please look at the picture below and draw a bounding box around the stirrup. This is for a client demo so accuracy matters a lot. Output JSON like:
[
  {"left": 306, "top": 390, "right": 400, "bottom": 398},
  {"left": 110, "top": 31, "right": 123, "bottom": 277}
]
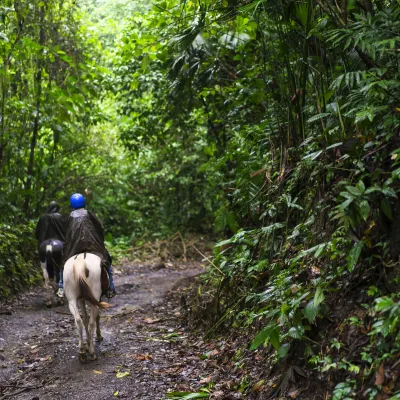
[
  {"left": 106, "top": 288, "right": 116, "bottom": 299},
  {"left": 57, "top": 288, "right": 64, "bottom": 298}
]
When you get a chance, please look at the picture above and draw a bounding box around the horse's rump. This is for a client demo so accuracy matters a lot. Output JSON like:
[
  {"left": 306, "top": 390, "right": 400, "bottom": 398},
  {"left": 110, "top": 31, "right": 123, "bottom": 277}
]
[
  {"left": 66, "top": 254, "right": 111, "bottom": 309},
  {"left": 39, "top": 239, "right": 63, "bottom": 280}
]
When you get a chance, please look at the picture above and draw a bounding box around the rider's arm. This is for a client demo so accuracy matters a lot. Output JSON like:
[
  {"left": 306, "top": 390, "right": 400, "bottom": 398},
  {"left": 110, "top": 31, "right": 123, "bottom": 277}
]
[{"left": 88, "top": 211, "right": 105, "bottom": 242}]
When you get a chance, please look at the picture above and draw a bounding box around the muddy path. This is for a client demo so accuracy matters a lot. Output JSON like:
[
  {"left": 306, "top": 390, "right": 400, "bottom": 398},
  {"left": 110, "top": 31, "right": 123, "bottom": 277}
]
[{"left": 0, "top": 262, "right": 211, "bottom": 400}]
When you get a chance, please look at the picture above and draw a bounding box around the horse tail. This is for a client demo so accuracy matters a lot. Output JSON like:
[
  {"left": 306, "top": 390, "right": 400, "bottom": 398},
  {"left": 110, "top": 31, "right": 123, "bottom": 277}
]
[
  {"left": 73, "top": 257, "right": 111, "bottom": 309},
  {"left": 45, "top": 245, "right": 55, "bottom": 279}
]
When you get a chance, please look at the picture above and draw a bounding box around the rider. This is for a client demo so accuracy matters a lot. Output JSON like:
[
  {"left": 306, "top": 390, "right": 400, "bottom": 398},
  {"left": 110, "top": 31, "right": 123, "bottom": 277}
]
[
  {"left": 60, "top": 193, "right": 116, "bottom": 298},
  {"left": 35, "top": 201, "right": 66, "bottom": 285},
  {"left": 35, "top": 201, "right": 66, "bottom": 245}
]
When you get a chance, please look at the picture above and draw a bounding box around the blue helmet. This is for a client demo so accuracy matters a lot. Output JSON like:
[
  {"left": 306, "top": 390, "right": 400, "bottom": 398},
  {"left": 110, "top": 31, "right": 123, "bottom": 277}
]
[{"left": 70, "top": 193, "right": 85, "bottom": 209}]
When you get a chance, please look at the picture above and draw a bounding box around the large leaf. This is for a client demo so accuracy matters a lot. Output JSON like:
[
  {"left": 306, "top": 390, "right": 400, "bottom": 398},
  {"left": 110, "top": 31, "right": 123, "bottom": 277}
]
[
  {"left": 250, "top": 325, "right": 280, "bottom": 350},
  {"left": 375, "top": 297, "right": 395, "bottom": 312},
  {"left": 278, "top": 343, "right": 290, "bottom": 359},
  {"left": 346, "top": 186, "right": 362, "bottom": 197},
  {"left": 359, "top": 200, "right": 370, "bottom": 221},
  {"left": 313, "top": 287, "right": 325, "bottom": 308},
  {"left": 287, "top": 325, "right": 305, "bottom": 339},
  {"left": 269, "top": 327, "right": 280, "bottom": 350},
  {"left": 347, "top": 240, "right": 364, "bottom": 272},
  {"left": 304, "top": 300, "right": 318, "bottom": 323}
]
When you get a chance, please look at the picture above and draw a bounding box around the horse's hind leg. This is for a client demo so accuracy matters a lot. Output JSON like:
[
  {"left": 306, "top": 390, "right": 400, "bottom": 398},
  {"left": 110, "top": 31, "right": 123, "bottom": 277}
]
[
  {"left": 68, "top": 300, "right": 87, "bottom": 362},
  {"left": 41, "top": 262, "right": 52, "bottom": 308},
  {"left": 79, "top": 299, "right": 89, "bottom": 348},
  {"left": 88, "top": 305, "right": 99, "bottom": 360},
  {"left": 95, "top": 313, "right": 103, "bottom": 342}
]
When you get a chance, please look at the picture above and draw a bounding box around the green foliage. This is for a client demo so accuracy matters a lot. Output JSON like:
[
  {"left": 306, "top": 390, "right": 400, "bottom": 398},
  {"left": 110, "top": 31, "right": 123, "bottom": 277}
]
[
  {"left": 1, "top": 0, "right": 400, "bottom": 395},
  {"left": 0, "top": 0, "right": 106, "bottom": 218},
  {"left": 0, "top": 223, "right": 41, "bottom": 297},
  {"left": 105, "top": 0, "right": 400, "bottom": 397}
]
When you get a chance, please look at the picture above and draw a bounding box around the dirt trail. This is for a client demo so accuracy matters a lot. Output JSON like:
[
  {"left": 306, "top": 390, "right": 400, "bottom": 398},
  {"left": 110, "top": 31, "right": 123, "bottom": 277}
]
[{"left": 0, "top": 262, "right": 207, "bottom": 400}]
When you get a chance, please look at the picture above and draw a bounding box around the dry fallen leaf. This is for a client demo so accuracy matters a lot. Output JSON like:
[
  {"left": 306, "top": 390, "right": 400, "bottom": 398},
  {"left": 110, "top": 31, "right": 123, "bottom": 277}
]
[
  {"left": 200, "top": 376, "right": 211, "bottom": 384},
  {"left": 252, "top": 380, "right": 265, "bottom": 392},
  {"left": 211, "top": 391, "right": 225, "bottom": 399},
  {"left": 135, "top": 354, "right": 153, "bottom": 361},
  {"left": 144, "top": 318, "right": 161, "bottom": 324},
  {"left": 289, "top": 389, "right": 300, "bottom": 398},
  {"left": 375, "top": 364, "right": 385, "bottom": 386},
  {"left": 93, "top": 370, "right": 102, "bottom": 375},
  {"left": 116, "top": 371, "right": 131, "bottom": 378}
]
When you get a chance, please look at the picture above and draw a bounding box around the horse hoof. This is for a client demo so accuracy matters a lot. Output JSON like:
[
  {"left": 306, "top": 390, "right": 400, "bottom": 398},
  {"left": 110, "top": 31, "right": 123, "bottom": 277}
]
[
  {"left": 95, "top": 336, "right": 103, "bottom": 342},
  {"left": 89, "top": 353, "right": 97, "bottom": 361},
  {"left": 79, "top": 352, "right": 88, "bottom": 363}
]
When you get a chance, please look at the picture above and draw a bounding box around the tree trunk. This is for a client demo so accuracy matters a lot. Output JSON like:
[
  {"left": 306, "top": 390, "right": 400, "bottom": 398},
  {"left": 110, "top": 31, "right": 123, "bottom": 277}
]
[{"left": 23, "top": 3, "right": 45, "bottom": 217}]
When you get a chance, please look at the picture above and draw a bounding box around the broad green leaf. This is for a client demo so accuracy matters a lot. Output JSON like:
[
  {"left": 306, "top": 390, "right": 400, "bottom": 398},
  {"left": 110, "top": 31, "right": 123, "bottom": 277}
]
[
  {"left": 314, "top": 287, "right": 325, "bottom": 307},
  {"left": 346, "top": 186, "right": 362, "bottom": 196},
  {"left": 288, "top": 326, "right": 304, "bottom": 339},
  {"left": 347, "top": 240, "right": 364, "bottom": 272},
  {"left": 304, "top": 301, "right": 318, "bottom": 323},
  {"left": 375, "top": 297, "right": 395, "bottom": 312},
  {"left": 359, "top": 200, "right": 370, "bottom": 221},
  {"left": 250, "top": 325, "right": 274, "bottom": 350},
  {"left": 356, "top": 181, "right": 365, "bottom": 193},
  {"left": 278, "top": 343, "right": 290, "bottom": 359},
  {"left": 269, "top": 327, "right": 280, "bottom": 350}
]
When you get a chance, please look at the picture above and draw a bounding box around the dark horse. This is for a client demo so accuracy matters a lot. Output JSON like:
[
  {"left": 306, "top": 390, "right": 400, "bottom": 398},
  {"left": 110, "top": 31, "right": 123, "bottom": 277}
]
[{"left": 39, "top": 239, "right": 63, "bottom": 307}]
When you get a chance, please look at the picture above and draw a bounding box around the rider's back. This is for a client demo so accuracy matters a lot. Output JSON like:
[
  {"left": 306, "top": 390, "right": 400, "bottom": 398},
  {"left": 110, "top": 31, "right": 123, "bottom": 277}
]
[
  {"left": 63, "top": 208, "right": 107, "bottom": 263},
  {"left": 36, "top": 212, "right": 66, "bottom": 245}
]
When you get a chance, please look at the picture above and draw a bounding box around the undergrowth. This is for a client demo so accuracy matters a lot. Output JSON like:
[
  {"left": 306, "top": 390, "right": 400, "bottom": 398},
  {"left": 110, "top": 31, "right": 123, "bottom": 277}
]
[{"left": 0, "top": 222, "right": 41, "bottom": 298}]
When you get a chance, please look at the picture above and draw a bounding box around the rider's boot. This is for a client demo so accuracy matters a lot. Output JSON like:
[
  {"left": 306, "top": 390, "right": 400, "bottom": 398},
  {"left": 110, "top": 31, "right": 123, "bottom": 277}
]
[{"left": 106, "top": 265, "right": 116, "bottom": 298}]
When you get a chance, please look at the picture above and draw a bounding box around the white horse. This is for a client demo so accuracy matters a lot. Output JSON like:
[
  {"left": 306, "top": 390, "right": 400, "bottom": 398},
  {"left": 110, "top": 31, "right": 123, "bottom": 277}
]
[{"left": 63, "top": 253, "right": 111, "bottom": 362}]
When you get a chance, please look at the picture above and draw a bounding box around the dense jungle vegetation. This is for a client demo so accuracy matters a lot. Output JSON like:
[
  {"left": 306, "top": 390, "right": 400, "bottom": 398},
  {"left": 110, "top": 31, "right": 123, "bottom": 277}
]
[{"left": 1, "top": 0, "right": 400, "bottom": 397}]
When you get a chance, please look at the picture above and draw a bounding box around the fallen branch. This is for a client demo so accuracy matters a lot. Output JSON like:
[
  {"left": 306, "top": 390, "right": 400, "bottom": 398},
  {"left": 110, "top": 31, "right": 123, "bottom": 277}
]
[
  {"left": 0, "top": 384, "right": 40, "bottom": 389},
  {"left": 54, "top": 310, "right": 71, "bottom": 316},
  {"left": 192, "top": 245, "right": 224, "bottom": 276},
  {"left": 0, "top": 384, "right": 42, "bottom": 399}
]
